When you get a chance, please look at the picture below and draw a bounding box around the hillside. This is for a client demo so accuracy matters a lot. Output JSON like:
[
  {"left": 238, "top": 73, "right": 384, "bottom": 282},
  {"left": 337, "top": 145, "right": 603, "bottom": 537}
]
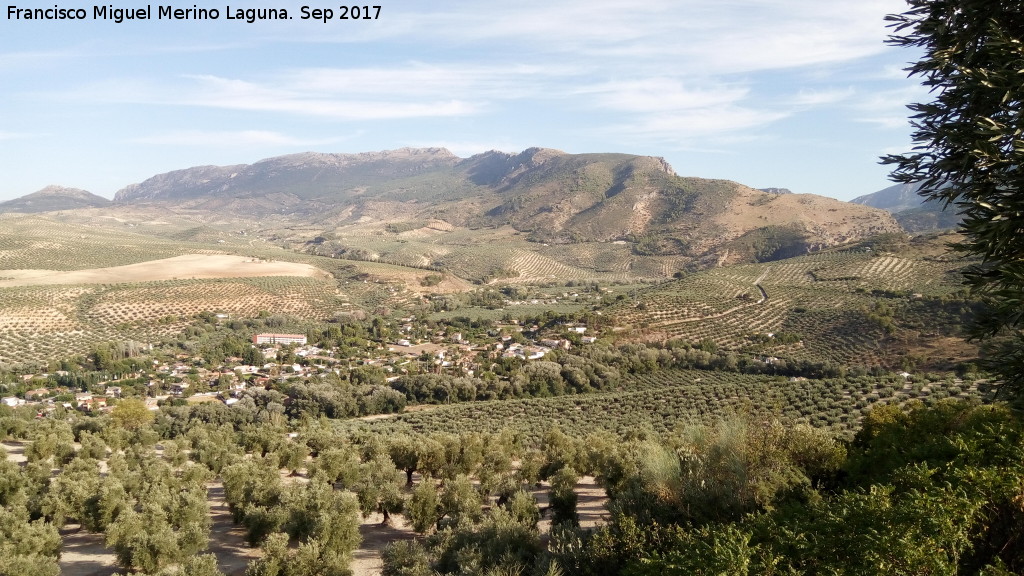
[
  {"left": 95, "top": 148, "right": 900, "bottom": 273},
  {"left": 0, "top": 185, "right": 111, "bottom": 213},
  {"left": 607, "top": 232, "right": 976, "bottom": 371},
  {"left": 853, "top": 181, "right": 961, "bottom": 233},
  {"left": 851, "top": 182, "right": 923, "bottom": 212},
  {"left": 0, "top": 148, "right": 903, "bottom": 282}
]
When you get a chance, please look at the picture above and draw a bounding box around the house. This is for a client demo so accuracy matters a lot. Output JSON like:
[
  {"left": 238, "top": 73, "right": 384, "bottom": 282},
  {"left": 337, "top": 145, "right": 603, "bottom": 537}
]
[
  {"left": 169, "top": 382, "right": 190, "bottom": 396},
  {"left": 79, "top": 397, "right": 107, "bottom": 412},
  {"left": 252, "top": 333, "right": 307, "bottom": 345},
  {"left": 25, "top": 388, "right": 50, "bottom": 400},
  {"left": 1, "top": 396, "right": 24, "bottom": 407}
]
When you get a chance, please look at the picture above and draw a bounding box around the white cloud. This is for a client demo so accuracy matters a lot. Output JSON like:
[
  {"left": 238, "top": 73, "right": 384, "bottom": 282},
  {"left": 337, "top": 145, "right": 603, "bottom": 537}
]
[
  {"left": 66, "top": 72, "right": 484, "bottom": 120},
  {"left": 789, "top": 88, "right": 855, "bottom": 107},
  {"left": 575, "top": 77, "right": 785, "bottom": 143},
  {"left": 389, "top": 0, "right": 903, "bottom": 76},
  {"left": 0, "top": 131, "right": 34, "bottom": 141},
  {"left": 622, "top": 107, "right": 790, "bottom": 141},
  {"left": 577, "top": 79, "right": 749, "bottom": 113},
  {"left": 281, "top": 63, "right": 565, "bottom": 100},
  {"left": 0, "top": 50, "right": 75, "bottom": 70},
  {"left": 853, "top": 84, "right": 928, "bottom": 129},
  {"left": 130, "top": 130, "right": 346, "bottom": 147}
]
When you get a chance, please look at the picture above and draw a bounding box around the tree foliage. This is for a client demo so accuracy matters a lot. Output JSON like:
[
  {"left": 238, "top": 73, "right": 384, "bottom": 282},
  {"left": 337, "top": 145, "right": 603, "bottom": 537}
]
[
  {"left": 110, "top": 398, "right": 155, "bottom": 431},
  {"left": 881, "top": 0, "right": 1024, "bottom": 394}
]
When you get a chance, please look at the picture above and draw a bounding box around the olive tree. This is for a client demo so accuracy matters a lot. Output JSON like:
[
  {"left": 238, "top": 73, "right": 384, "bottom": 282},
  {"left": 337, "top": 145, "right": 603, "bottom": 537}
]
[{"left": 882, "top": 0, "right": 1024, "bottom": 395}]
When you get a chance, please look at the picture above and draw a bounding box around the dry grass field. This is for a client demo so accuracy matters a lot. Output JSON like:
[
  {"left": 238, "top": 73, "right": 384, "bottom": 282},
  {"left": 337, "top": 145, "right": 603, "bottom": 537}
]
[{"left": 0, "top": 254, "right": 329, "bottom": 288}]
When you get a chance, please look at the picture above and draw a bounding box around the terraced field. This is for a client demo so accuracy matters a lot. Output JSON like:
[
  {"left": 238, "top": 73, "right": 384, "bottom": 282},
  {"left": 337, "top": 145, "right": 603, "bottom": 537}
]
[
  {"left": 316, "top": 223, "right": 659, "bottom": 284},
  {"left": 610, "top": 244, "right": 975, "bottom": 369}
]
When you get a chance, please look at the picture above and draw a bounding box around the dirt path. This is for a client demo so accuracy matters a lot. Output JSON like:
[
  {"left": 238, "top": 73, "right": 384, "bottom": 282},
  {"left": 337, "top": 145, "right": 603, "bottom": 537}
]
[
  {"left": 351, "top": 513, "right": 416, "bottom": 576},
  {"left": 206, "top": 484, "right": 263, "bottom": 575},
  {"left": 1, "top": 441, "right": 27, "bottom": 464},
  {"left": 535, "top": 475, "right": 607, "bottom": 532},
  {"left": 59, "top": 528, "right": 118, "bottom": 576},
  {"left": 7, "top": 443, "right": 607, "bottom": 576}
]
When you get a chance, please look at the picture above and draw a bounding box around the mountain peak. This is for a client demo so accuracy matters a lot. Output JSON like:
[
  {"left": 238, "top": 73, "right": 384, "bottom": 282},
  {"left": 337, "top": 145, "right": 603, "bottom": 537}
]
[{"left": 0, "top": 186, "right": 111, "bottom": 213}]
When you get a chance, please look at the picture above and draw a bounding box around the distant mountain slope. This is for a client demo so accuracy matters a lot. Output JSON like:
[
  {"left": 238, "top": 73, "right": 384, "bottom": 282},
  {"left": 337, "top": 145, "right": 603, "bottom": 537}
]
[
  {"left": 114, "top": 148, "right": 462, "bottom": 205},
  {"left": 0, "top": 186, "right": 111, "bottom": 213},
  {"left": 852, "top": 182, "right": 923, "bottom": 212},
  {"left": 109, "top": 147, "right": 900, "bottom": 267},
  {"left": 852, "top": 182, "right": 961, "bottom": 233},
  {"left": 894, "top": 203, "right": 963, "bottom": 234}
]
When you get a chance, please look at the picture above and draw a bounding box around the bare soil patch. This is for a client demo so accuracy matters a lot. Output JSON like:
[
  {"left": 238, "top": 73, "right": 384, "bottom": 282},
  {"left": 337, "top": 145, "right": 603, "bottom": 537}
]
[
  {"left": 0, "top": 254, "right": 328, "bottom": 287},
  {"left": 59, "top": 528, "right": 118, "bottom": 576},
  {"left": 207, "top": 483, "right": 263, "bottom": 575},
  {"left": 1, "top": 441, "right": 27, "bottom": 464},
  {"left": 351, "top": 513, "right": 416, "bottom": 576},
  {"left": 535, "top": 475, "right": 608, "bottom": 532}
]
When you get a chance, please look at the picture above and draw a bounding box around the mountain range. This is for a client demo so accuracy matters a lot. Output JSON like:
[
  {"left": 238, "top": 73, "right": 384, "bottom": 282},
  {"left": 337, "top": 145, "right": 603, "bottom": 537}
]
[
  {"left": 1, "top": 147, "right": 911, "bottom": 273},
  {"left": 851, "top": 181, "right": 961, "bottom": 233}
]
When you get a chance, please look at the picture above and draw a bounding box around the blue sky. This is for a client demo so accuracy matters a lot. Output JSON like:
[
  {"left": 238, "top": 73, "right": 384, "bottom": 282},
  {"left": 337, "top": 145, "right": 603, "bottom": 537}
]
[{"left": 0, "top": 0, "right": 925, "bottom": 202}]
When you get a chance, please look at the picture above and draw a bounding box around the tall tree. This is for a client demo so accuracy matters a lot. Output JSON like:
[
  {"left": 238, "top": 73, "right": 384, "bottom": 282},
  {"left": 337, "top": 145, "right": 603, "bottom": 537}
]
[
  {"left": 110, "top": 398, "right": 155, "bottom": 431},
  {"left": 882, "top": 0, "right": 1024, "bottom": 394}
]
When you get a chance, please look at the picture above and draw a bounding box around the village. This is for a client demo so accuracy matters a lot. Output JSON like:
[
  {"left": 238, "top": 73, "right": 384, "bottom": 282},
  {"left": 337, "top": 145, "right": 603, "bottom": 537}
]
[{"left": 0, "top": 315, "right": 599, "bottom": 416}]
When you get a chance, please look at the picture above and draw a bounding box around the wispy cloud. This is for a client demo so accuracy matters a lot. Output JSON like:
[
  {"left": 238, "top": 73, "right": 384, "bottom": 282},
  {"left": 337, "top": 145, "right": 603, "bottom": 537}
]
[
  {"left": 853, "top": 84, "right": 928, "bottom": 129},
  {"left": 576, "top": 77, "right": 785, "bottom": 143},
  {"left": 130, "top": 130, "right": 346, "bottom": 147},
  {"left": 0, "top": 49, "right": 76, "bottom": 70},
  {"left": 789, "top": 88, "right": 855, "bottom": 107},
  {"left": 281, "top": 63, "right": 565, "bottom": 100},
  {"left": 182, "top": 74, "right": 481, "bottom": 119},
  {"left": 618, "top": 107, "right": 789, "bottom": 141},
  {"left": 389, "top": 0, "right": 902, "bottom": 75},
  {"left": 577, "top": 79, "right": 750, "bottom": 113},
  {"left": 61, "top": 62, "right": 577, "bottom": 120},
  {"left": 0, "top": 131, "right": 35, "bottom": 141}
]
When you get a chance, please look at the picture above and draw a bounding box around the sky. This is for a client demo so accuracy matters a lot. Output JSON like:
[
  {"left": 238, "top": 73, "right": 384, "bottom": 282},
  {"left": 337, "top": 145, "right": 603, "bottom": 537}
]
[{"left": 0, "top": 0, "right": 927, "bottom": 203}]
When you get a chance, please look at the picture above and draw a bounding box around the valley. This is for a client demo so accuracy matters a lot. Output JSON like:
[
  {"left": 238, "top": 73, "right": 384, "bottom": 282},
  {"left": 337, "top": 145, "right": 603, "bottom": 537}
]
[{"left": 0, "top": 147, "right": 1001, "bottom": 576}]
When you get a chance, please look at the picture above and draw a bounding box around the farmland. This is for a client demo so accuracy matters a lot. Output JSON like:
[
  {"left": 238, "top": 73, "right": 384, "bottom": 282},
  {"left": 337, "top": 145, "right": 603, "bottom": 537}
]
[
  {"left": 0, "top": 212, "right": 1003, "bottom": 575},
  {"left": 608, "top": 234, "right": 976, "bottom": 370},
  {"left": 341, "top": 368, "right": 984, "bottom": 442}
]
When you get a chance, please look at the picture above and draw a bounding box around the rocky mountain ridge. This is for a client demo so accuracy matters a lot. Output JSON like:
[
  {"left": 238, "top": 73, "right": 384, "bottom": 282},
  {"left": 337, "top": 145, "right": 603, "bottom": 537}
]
[{"left": 3, "top": 147, "right": 903, "bottom": 269}]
